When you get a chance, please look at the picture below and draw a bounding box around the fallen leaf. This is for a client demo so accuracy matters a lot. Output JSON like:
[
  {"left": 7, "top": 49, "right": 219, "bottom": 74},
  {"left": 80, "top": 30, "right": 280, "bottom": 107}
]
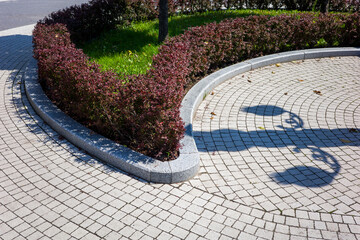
[
  {"left": 210, "top": 117, "right": 214, "bottom": 120},
  {"left": 247, "top": 80, "right": 252, "bottom": 83},
  {"left": 258, "top": 127, "right": 265, "bottom": 130},
  {"left": 275, "top": 63, "right": 281, "bottom": 67},
  {"left": 211, "top": 91, "right": 215, "bottom": 95},
  {"left": 298, "top": 79, "right": 304, "bottom": 82},
  {"left": 340, "top": 138, "right": 352, "bottom": 143},
  {"left": 349, "top": 128, "right": 359, "bottom": 133},
  {"left": 284, "top": 92, "right": 288, "bottom": 95},
  {"left": 211, "top": 112, "right": 216, "bottom": 116},
  {"left": 272, "top": 71, "right": 275, "bottom": 74},
  {"left": 313, "top": 90, "right": 322, "bottom": 96}
]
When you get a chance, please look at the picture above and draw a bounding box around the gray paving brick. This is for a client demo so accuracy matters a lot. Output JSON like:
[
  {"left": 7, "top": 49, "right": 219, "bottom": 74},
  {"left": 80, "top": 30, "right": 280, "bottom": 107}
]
[
  {"left": 1, "top": 25, "right": 360, "bottom": 240},
  {"left": 222, "top": 226, "right": 240, "bottom": 238},
  {"left": 170, "top": 226, "right": 189, "bottom": 239}
]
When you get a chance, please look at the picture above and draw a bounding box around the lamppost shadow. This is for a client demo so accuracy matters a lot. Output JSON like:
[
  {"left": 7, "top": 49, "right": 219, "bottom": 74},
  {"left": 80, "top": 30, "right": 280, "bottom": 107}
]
[{"left": 193, "top": 105, "right": 359, "bottom": 188}]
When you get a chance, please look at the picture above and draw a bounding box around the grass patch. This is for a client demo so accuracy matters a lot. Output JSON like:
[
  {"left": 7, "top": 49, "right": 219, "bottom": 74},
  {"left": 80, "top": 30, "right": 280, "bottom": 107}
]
[{"left": 80, "top": 9, "right": 302, "bottom": 75}]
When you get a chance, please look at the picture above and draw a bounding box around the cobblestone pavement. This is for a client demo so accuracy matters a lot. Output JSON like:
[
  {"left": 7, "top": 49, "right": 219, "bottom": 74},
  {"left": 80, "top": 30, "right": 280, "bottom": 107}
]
[
  {"left": 1, "top": 25, "right": 360, "bottom": 240},
  {"left": 192, "top": 56, "right": 360, "bottom": 215}
]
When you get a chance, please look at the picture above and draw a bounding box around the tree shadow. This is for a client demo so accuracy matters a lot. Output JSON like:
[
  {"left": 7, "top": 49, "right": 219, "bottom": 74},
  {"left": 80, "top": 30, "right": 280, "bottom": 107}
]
[
  {"left": 0, "top": 34, "right": 145, "bottom": 182},
  {"left": 79, "top": 28, "right": 158, "bottom": 59},
  {"left": 79, "top": 10, "right": 263, "bottom": 59},
  {"left": 15, "top": 72, "right": 142, "bottom": 180},
  {"left": 0, "top": 34, "right": 33, "bottom": 71},
  {"left": 193, "top": 105, "right": 360, "bottom": 188}
]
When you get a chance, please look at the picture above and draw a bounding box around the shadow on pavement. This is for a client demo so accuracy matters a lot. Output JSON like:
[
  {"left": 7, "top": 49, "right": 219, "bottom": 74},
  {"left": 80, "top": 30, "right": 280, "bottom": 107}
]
[
  {"left": 270, "top": 147, "right": 341, "bottom": 187},
  {"left": 193, "top": 105, "right": 360, "bottom": 188},
  {"left": 1, "top": 33, "right": 147, "bottom": 182},
  {"left": 0, "top": 34, "right": 33, "bottom": 71}
]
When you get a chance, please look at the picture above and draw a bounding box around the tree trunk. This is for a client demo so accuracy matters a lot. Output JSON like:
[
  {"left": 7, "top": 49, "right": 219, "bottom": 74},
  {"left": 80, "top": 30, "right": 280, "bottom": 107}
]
[
  {"left": 158, "top": 0, "right": 168, "bottom": 43},
  {"left": 320, "top": 0, "right": 329, "bottom": 13}
]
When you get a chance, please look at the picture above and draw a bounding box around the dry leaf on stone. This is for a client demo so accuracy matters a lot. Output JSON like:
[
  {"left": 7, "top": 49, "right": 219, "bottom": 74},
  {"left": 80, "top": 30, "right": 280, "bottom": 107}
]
[
  {"left": 313, "top": 90, "right": 322, "bottom": 96},
  {"left": 275, "top": 63, "right": 281, "bottom": 67},
  {"left": 211, "top": 112, "right": 216, "bottom": 116},
  {"left": 340, "top": 138, "right": 352, "bottom": 143},
  {"left": 349, "top": 128, "right": 359, "bottom": 133},
  {"left": 258, "top": 127, "right": 265, "bottom": 130}
]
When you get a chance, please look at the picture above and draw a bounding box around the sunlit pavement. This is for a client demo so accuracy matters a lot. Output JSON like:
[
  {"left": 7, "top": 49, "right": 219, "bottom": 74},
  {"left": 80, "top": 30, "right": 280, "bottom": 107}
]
[
  {"left": 0, "top": 0, "right": 89, "bottom": 31},
  {"left": 0, "top": 25, "right": 359, "bottom": 239}
]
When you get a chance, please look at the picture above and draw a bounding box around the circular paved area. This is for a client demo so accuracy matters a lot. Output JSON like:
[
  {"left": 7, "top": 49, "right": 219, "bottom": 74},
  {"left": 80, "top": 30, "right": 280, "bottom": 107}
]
[
  {"left": 0, "top": 26, "right": 360, "bottom": 240},
  {"left": 192, "top": 57, "right": 360, "bottom": 216}
]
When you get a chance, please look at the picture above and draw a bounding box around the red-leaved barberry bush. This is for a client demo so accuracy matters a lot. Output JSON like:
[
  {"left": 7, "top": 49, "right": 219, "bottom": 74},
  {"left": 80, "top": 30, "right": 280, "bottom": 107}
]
[{"left": 33, "top": 0, "right": 360, "bottom": 160}]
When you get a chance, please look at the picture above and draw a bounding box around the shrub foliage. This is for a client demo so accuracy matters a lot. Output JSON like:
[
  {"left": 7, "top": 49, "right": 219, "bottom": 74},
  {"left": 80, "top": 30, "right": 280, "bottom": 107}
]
[
  {"left": 38, "top": 0, "right": 360, "bottom": 42},
  {"left": 33, "top": 0, "right": 360, "bottom": 160},
  {"left": 173, "top": 0, "right": 360, "bottom": 12}
]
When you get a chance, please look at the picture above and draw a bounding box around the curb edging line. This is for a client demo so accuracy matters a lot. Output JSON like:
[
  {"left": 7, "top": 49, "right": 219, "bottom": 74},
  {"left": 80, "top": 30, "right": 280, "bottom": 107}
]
[{"left": 25, "top": 47, "right": 360, "bottom": 183}]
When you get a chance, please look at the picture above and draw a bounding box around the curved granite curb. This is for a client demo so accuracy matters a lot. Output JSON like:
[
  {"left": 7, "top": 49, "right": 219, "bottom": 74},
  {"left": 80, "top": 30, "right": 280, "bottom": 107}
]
[
  {"left": 25, "top": 57, "right": 199, "bottom": 184},
  {"left": 25, "top": 47, "right": 360, "bottom": 183}
]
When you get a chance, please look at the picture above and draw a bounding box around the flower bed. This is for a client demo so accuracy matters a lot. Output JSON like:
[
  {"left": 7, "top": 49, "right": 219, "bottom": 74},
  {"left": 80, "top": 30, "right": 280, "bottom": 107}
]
[{"left": 33, "top": 0, "right": 360, "bottom": 160}]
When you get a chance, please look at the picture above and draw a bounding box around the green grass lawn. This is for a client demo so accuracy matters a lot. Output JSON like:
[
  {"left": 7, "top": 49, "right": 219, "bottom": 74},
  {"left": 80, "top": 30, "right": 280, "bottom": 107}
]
[{"left": 80, "top": 9, "right": 301, "bottom": 75}]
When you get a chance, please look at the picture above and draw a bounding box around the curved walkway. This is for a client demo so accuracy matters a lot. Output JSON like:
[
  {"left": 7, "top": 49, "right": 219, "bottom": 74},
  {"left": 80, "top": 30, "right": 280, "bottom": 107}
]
[{"left": 0, "top": 25, "right": 359, "bottom": 240}]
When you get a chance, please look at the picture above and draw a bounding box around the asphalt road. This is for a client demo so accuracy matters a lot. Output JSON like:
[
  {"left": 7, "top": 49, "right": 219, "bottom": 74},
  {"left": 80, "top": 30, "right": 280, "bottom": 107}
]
[{"left": 0, "top": 0, "right": 90, "bottom": 31}]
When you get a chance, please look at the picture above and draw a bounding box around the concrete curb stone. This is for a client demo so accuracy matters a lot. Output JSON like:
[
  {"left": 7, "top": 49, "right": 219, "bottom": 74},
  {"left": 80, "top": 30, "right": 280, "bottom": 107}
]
[{"left": 25, "top": 47, "right": 360, "bottom": 183}]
